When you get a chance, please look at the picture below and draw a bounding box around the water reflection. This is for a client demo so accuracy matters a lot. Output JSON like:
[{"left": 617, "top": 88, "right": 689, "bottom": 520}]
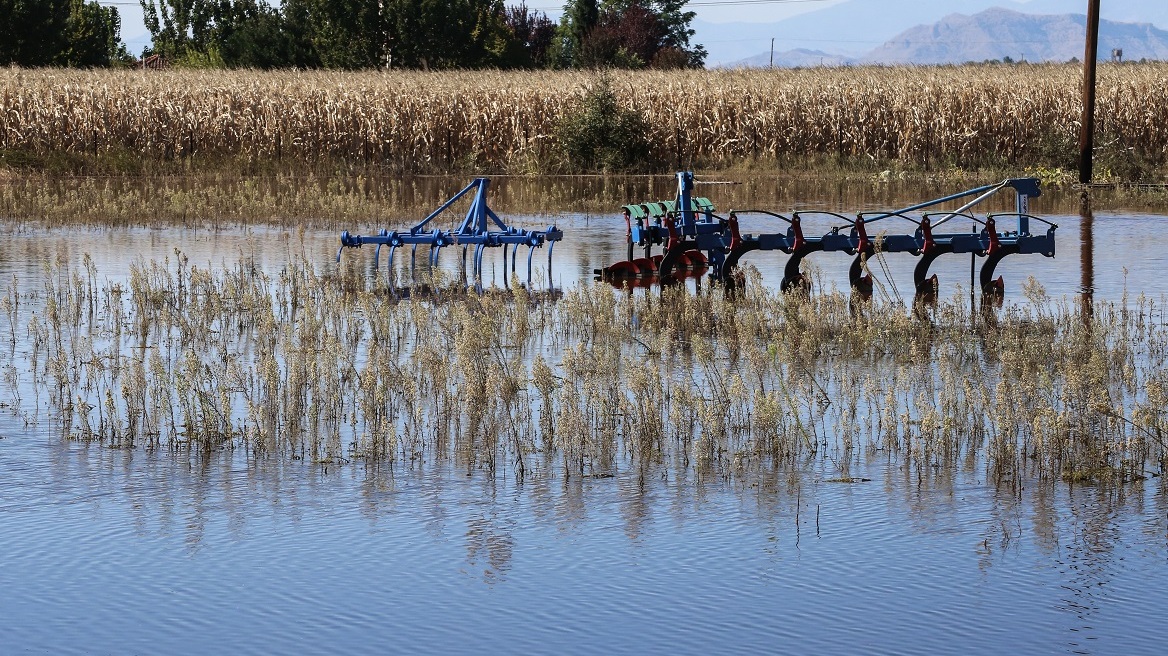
[
  {"left": 1080, "top": 192, "right": 1096, "bottom": 321},
  {"left": 10, "top": 174, "right": 1099, "bottom": 228},
  {"left": 5, "top": 181, "right": 1168, "bottom": 654},
  {"left": 3, "top": 194, "right": 1168, "bottom": 305},
  {"left": 464, "top": 478, "right": 516, "bottom": 584},
  {"left": 4, "top": 422, "right": 1167, "bottom": 653}
]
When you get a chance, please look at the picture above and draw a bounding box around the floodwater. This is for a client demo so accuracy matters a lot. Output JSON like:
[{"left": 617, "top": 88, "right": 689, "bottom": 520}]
[{"left": 2, "top": 183, "right": 1168, "bottom": 654}]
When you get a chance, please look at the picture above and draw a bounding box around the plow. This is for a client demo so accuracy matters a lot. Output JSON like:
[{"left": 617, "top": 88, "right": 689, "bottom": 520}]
[
  {"left": 595, "top": 172, "right": 1057, "bottom": 301},
  {"left": 337, "top": 177, "right": 563, "bottom": 290},
  {"left": 337, "top": 172, "right": 1057, "bottom": 301}
]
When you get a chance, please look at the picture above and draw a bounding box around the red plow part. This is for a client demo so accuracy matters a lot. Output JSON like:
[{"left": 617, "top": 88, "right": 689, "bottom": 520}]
[
  {"left": 675, "top": 250, "right": 708, "bottom": 270},
  {"left": 600, "top": 260, "right": 641, "bottom": 278},
  {"left": 597, "top": 249, "right": 708, "bottom": 289},
  {"left": 632, "top": 257, "right": 657, "bottom": 273}
]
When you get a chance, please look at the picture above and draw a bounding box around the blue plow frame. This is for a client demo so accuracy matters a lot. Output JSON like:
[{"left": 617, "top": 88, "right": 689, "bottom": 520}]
[
  {"left": 338, "top": 178, "right": 563, "bottom": 290},
  {"left": 596, "top": 172, "right": 1057, "bottom": 299}
]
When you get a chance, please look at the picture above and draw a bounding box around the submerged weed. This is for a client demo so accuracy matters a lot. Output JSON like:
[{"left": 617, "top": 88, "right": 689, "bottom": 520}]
[{"left": 11, "top": 254, "right": 1168, "bottom": 490}]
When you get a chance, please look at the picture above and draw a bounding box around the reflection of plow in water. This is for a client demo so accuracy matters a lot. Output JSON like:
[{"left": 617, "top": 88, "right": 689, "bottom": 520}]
[
  {"left": 596, "top": 172, "right": 1058, "bottom": 302},
  {"left": 336, "top": 177, "right": 563, "bottom": 291}
]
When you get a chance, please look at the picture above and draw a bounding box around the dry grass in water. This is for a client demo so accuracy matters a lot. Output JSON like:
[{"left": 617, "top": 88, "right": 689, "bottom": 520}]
[{"left": 5, "top": 251, "right": 1166, "bottom": 492}]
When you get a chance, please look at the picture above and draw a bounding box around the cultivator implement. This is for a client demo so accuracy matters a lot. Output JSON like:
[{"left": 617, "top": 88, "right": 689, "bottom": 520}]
[
  {"left": 597, "top": 173, "right": 1057, "bottom": 300},
  {"left": 337, "top": 178, "right": 563, "bottom": 289},
  {"left": 593, "top": 171, "right": 724, "bottom": 287}
]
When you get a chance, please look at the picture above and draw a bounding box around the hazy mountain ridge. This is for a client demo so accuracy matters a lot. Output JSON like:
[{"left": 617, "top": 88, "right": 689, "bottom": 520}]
[
  {"left": 700, "top": 0, "right": 1168, "bottom": 67},
  {"left": 717, "top": 7, "right": 1168, "bottom": 67},
  {"left": 732, "top": 49, "right": 857, "bottom": 68},
  {"left": 866, "top": 8, "right": 1168, "bottom": 64}
]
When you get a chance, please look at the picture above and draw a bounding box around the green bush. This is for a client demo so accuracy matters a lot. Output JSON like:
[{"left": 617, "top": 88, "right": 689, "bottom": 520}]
[{"left": 554, "top": 77, "right": 651, "bottom": 172}]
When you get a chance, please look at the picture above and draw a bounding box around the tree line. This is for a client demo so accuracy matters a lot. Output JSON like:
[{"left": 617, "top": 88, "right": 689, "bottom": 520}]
[
  {"left": 0, "top": 0, "right": 132, "bottom": 66},
  {"left": 0, "top": 0, "right": 705, "bottom": 69}
]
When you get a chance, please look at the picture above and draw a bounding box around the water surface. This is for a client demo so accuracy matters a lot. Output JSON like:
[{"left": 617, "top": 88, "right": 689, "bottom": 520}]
[{"left": 2, "top": 184, "right": 1167, "bottom": 654}]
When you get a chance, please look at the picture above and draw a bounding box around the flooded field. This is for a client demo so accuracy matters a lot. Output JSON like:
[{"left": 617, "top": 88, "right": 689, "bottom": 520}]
[{"left": 2, "top": 178, "right": 1168, "bottom": 654}]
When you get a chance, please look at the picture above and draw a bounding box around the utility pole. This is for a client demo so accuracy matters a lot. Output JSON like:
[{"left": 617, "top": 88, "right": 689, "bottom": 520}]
[
  {"left": 1079, "top": 0, "right": 1101, "bottom": 184},
  {"left": 770, "top": 38, "right": 775, "bottom": 68}
]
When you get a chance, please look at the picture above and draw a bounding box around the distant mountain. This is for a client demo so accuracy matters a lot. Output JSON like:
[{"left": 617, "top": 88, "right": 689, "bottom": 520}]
[
  {"left": 697, "top": 0, "right": 1168, "bottom": 66},
  {"left": 695, "top": 1, "right": 1032, "bottom": 65},
  {"left": 1020, "top": 0, "right": 1168, "bottom": 28},
  {"left": 712, "top": 7, "right": 1168, "bottom": 68},
  {"left": 727, "top": 49, "right": 856, "bottom": 69},
  {"left": 865, "top": 8, "right": 1168, "bottom": 64}
]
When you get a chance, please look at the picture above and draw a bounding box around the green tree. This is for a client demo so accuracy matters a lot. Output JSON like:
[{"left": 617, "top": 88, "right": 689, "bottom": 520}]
[
  {"left": 140, "top": 0, "right": 218, "bottom": 63},
  {"left": 1, "top": 0, "right": 129, "bottom": 67},
  {"left": 629, "top": 0, "right": 705, "bottom": 66},
  {"left": 0, "top": 0, "right": 71, "bottom": 66},
  {"left": 213, "top": 0, "right": 295, "bottom": 68},
  {"left": 555, "top": 75, "right": 650, "bottom": 171},
  {"left": 134, "top": 0, "right": 546, "bottom": 70},
  {"left": 280, "top": 0, "right": 517, "bottom": 70},
  {"left": 503, "top": 3, "right": 555, "bottom": 68},
  {"left": 577, "top": 2, "right": 665, "bottom": 68},
  {"left": 383, "top": 0, "right": 513, "bottom": 70},
  {"left": 279, "top": 0, "right": 323, "bottom": 67},
  {"left": 554, "top": 0, "right": 703, "bottom": 69},
  {"left": 61, "top": 0, "right": 132, "bottom": 67},
  {"left": 296, "top": 0, "right": 386, "bottom": 69},
  {"left": 551, "top": 0, "right": 598, "bottom": 67},
  {"left": 142, "top": 1, "right": 304, "bottom": 68}
]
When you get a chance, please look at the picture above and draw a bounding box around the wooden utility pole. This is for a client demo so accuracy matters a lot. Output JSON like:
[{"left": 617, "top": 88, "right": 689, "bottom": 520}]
[
  {"left": 1079, "top": 192, "right": 1095, "bottom": 322},
  {"left": 1079, "top": 0, "right": 1101, "bottom": 184}
]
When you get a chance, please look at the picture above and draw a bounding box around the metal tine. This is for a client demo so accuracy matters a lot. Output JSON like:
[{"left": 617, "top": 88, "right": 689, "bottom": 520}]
[{"left": 338, "top": 177, "right": 563, "bottom": 295}]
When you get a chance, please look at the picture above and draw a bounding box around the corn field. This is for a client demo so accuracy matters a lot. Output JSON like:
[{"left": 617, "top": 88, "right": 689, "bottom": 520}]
[{"left": 2, "top": 64, "right": 1167, "bottom": 173}]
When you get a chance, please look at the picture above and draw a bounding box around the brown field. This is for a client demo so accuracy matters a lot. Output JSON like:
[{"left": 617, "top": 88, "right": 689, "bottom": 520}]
[{"left": 1, "top": 64, "right": 1167, "bottom": 176}]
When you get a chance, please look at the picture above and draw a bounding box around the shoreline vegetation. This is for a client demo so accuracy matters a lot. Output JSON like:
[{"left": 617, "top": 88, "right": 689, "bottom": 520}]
[
  {"left": 3, "top": 64, "right": 1168, "bottom": 223},
  {"left": 10, "top": 254, "right": 1165, "bottom": 487}
]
